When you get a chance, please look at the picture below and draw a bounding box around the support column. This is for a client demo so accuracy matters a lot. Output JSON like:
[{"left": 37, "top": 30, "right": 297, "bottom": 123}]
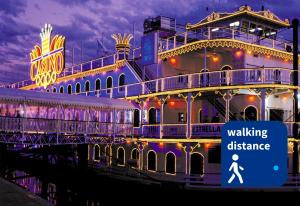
[
  {"left": 185, "top": 143, "right": 191, "bottom": 175},
  {"left": 160, "top": 98, "right": 164, "bottom": 139},
  {"left": 138, "top": 142, "right": 143, "bottom": 170},
  {"left": 187, "top": 93, "right": 192, "bottom": 138},
  {"left": 140, "top": 100, "right": 145, "bottom": 136},
  {"left": 260, "top": 89, "right": 266, "bottom": 121},
  {"left": 292, "top": 18, "right": 299, "bottom": 175},
  {"left": 225, "top": 91, "right": 230, "bottom": 122}
]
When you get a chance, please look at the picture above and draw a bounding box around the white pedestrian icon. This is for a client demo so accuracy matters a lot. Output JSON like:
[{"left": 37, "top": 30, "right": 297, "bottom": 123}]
[{"left": 228, "top": 154, "right": 244, "bottom": 184}]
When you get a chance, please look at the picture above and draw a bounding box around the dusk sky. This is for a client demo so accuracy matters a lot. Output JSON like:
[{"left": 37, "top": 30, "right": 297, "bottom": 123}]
[{"left": 0, "top": 0, "right": 299, "bottom": 84}]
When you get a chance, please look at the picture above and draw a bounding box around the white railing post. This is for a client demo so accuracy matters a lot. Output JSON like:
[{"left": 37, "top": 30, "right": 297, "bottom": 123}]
[
  {"left": 156, "top": 79, "right": 159, "bottom": 92},
  {"left": 232, "top": 29, "right": 235, "bottom": 39},
  {"left": 184, "top": 32, "right": 187, "bottom": 45},
  {"left": 101, "top": 58, "right": 104, "bottom": 67},
  {"left": 173, "top": 36, "right": 176, "bottom": 48},
  {"left": 90, "top": 60, "right": 93, "bottom": 70},
  {"left": 80, "top": 64, "right": 83, "bottom": 72},
  {"left": 142, "top": 82, "right": 145, "bottom": 94},
  {"left": 208, "top": 27, "right": 211, "bottom": 39},
  {"left": 166, "top": 38, "right": 169, "bottom": 50},
  {"left": 188, "top": 74, "right": 192, "bottom": 88},
  {"left": 125, "top": 86, "right": 128, "bottom": 98},
  {"left": 161, "top": 79, "right": 164, "bottom": 91}
]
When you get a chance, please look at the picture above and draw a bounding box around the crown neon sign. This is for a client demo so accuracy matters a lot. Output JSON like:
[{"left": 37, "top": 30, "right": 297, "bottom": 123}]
[{"left": 30, "top": 24, "right": 65, "bottom": 88}]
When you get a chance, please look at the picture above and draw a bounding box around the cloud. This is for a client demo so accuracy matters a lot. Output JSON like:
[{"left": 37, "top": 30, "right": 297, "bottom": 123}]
[
  {"left": 0, "top": 0, "right": 299, "bottom": 84},
  {"left": 0, "top": 0, "right": 27, "bottom": 17}
]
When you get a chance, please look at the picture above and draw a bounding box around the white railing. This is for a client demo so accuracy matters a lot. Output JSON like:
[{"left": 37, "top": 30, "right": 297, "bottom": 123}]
[
  {"left": 142, "top": 125, "right": 160, "bottom": 138},
  {"left": 162, "top": 124, "right": 187, "bottom": 137},
  {"left": 76, "top": 68, "right": 294, "bottom": 99},
  {"left": 192, "top": 123, "right": 224, "bottom": 137},
  {"left": 0, "top": 116, "right": 133, "bottom": 136},
  {"left": 159, "top": 27, "right": 293, "bottom": 52}
]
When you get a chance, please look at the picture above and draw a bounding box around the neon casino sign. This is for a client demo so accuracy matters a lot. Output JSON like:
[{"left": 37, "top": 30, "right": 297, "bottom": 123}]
[{"left": 30, "top": 24, "right": 65, "bottom": 88}]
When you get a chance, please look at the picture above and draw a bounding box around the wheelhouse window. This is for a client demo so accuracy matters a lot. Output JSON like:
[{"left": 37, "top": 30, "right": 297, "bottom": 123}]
[
  {"left": 59, "top": 86, "right": 64, "bottom": 93},
  {"left": 52, "top": 88, "right": 57, "bottom": 93}
]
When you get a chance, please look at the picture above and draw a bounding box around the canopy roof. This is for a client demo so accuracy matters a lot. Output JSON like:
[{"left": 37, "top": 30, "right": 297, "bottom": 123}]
[
  {"left": 186, "top": 5, "right": 290, "bottom": 30},
  {"left": 0, "top": 88, "right": 134, "bottom": 110}
]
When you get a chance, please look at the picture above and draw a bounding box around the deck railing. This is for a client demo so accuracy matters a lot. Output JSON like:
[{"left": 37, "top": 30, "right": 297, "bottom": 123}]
[
  {"left": 137, "top": 122, "right": 297, "bottom": 138},
  {"left": 0, "top": 116, "right": 133, "bottom": 137},
  {"left": 159, "top": 27, "right": 293, "bottom": 52},
  {"left": 76, "top": 67, "right": 295, "bottom": 99}
]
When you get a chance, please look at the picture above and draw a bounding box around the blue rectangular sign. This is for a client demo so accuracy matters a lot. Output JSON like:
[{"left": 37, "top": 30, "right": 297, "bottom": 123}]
[{"left": 221, "top": 121, "right": 288, "bottom": 187}]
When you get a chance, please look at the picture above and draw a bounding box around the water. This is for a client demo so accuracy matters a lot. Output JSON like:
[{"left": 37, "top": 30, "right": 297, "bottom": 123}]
[{"left": 0, "top": 151, "right": 187, "bottom": 206}]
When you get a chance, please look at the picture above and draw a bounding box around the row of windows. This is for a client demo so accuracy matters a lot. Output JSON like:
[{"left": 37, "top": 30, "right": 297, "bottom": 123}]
[
  {"left": 47, "top": 74, "right": 126, "bottom": 94},
  {"left": 93, "top": 145, "right": 204, "bottom": 175}
]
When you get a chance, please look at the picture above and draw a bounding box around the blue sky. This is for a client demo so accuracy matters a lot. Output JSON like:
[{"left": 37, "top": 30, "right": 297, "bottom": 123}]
[{"left": 0, "top": 0, "right": 299, "bottom": 84}]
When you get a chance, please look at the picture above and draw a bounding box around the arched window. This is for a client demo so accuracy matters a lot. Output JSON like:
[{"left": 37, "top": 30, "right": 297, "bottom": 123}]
[
  {"left": 148, "top": 108, "right": 156, "bottom": 124},
  {"left": 117, "top": 147, "right": 125, "bottom": 166},
  {"left": 244, "top": 106, "right": 258, "bottom": 121},
  {"left": 67, "top": 85, "right": 72, "bottom": 94},
  {"left": 133, "top": 109, "right": 140, "bottom": 127},
  {"left": 221, "top": 65, "right": 232, "bottom": 85},
  {"left": 95, "top": 79, "right": 101, "bottom": 91},
  {"left": 94, "top": 145, "right": 100, "bottom": 161},
  {"left": 46, "top": 89, "right": 50, "bottom": 92},
  {"left": 53, "top": 88, "right": 57, "bottom": 93},
  {"left": 59, "top": 86, "right": 64, "bottom": 93},
  {"left": 76, "top": 83, "right": 81, "bottom": 94},
  {"left": 119, "top": 74, "right": 125, "bottom": 92},
  {"left": 190, "top": 153, "right": 204, "bottom": 176},
  {"left": 166, "top": 152, "right": 176, "bottom": 175},
  {"left": 147, "top": 150, "right": 156, "bottom": 171},
  {"left": 85, "top": 81, "right": 90, "bottom": 93},
  {"left": 106, "top": 77, "right": 113, "bottom": 94},
  {"left": 131, "top": 148, "right": 139, "bottom": 160}
]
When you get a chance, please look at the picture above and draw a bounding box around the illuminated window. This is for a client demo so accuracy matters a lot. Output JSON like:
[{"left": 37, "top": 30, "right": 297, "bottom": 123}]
[
  {"left": 119, "top": 74, "right": 125, "bottom": 92},
  {"left": 94, "top": 145, "right": 100, "bottom": 161},
  {"left": 117, "top": 147, "right": 125, "bottom": 166},
  {"left": 178, "top": 113, "right": 185, "bottom": 123},
  {"left": 67, "top": 85, "right": 72, "bottom": 94},
  {"left": 76, "top": 83, "right": 81, "bottom": 94},
  {"left": 59, "top": 86, "right": 64, "bottom": 93},
  {"left": 166, "top": 152, "right": 176, "bottom": 174},
  {"left": 106, "top": 77, "right": 113, "bottom": 94},
  {"left": 147, "top": 150, "right": 156, "bottom": 171},
  {"left": 85, "top": 81, "right": 90, "bottom": 93},
  {"left": 95, "top": 79, "right": 101, "bottom": 90}
]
